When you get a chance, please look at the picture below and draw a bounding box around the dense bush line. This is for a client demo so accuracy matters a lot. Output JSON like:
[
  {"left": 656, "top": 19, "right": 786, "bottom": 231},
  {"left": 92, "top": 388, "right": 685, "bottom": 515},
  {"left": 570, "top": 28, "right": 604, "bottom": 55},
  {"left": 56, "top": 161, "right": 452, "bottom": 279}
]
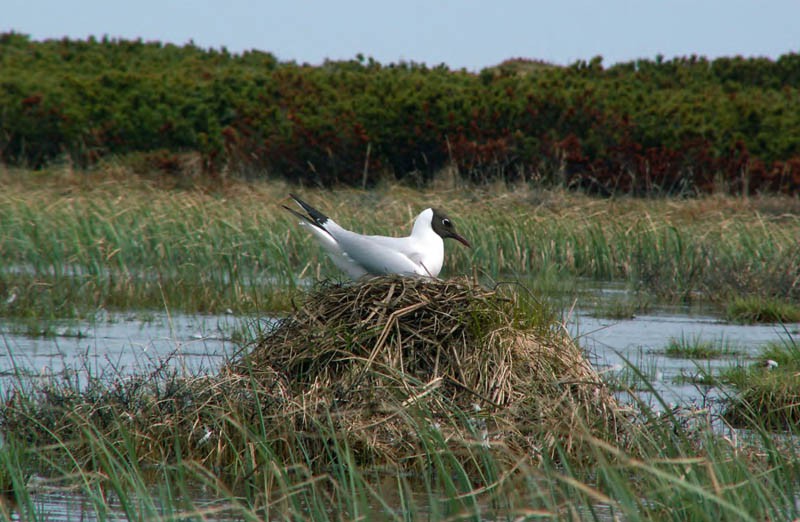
[{"left": 2, "top": 32, "right": 799, "bottom": 193}]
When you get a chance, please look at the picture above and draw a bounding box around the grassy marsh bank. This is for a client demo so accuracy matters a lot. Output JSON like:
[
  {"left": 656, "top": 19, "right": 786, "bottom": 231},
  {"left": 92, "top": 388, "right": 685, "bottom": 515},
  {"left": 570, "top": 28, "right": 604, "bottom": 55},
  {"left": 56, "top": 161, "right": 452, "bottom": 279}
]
[
  {"left": 2, "top": 277, "right": 800, "bottom": 521},
  {"left": 4, "top": 371, "right": 800, "bottom": 521},
  {"left": 726, "top": 296, "right": 800, "bottom": 324},
  {"left": 1, "top": 169, "right": 799, "bottom": 323}
]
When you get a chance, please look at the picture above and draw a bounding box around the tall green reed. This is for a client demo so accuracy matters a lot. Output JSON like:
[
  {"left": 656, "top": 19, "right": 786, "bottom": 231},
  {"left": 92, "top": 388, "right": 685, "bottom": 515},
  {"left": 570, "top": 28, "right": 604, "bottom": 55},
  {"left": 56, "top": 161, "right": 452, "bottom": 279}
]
[
  {"left": 0, "top": 179, "right": 309, "bottom": 318},
  {"left": 1, "top": 176, "right": 798, "bottom": 321},
  {"left": 453, "top": 193, "right": 799, "bottom": 305}
]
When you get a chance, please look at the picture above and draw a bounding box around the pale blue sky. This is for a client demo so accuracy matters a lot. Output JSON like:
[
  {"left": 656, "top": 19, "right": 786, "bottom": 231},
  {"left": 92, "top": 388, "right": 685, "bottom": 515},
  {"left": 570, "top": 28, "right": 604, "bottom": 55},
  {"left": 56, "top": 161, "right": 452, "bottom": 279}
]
[{"left": 5, "top": 1, "right": 799, "bottom": 70}]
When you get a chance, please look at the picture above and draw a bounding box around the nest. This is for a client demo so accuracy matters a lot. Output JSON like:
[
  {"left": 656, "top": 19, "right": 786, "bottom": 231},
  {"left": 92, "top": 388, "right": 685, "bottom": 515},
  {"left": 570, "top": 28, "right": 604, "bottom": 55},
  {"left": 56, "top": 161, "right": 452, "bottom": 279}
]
[
  {"left": 1, "top": 276, "right": 634, "bottom": 474},
  {"left": 230, "top": 276, "right": 632, "bottom": 465}
]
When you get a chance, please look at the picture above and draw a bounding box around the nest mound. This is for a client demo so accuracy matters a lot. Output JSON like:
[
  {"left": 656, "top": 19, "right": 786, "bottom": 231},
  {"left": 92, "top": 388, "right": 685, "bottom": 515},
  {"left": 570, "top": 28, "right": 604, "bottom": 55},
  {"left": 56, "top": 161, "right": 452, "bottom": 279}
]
[
  {"left": 1, "top": 276, "right": 634, "bottom": 474},
  {"left": 229, "top": 276, "right": 632, "bottom": 464}
]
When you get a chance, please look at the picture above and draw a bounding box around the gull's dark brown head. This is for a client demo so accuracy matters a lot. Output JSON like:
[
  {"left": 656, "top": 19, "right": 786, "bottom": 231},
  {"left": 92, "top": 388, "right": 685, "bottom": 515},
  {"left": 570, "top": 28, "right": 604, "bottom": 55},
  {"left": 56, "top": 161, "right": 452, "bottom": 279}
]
[{"left": 430, "top": 208, "right": 471, "bottom": 248}]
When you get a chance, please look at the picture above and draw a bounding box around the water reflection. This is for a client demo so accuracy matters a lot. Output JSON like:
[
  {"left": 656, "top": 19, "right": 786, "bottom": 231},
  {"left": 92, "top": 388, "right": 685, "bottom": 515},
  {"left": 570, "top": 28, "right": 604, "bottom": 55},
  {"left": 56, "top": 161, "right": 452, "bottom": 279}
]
[
  {"left": 1, "top": 305, "right": 796, "bottom": 410},
  {"left": 12, "top": 477, "right": 240, "bottom": 522}
]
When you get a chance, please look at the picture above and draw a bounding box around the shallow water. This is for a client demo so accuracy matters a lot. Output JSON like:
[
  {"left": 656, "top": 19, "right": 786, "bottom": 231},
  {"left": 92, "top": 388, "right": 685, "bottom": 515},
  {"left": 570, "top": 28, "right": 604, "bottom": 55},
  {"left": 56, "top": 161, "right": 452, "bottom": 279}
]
[
  {"left": 0, "top": 314, "right": 251, "bottom": 520},
  {"left": 7, "top": 478, "right": 239, "bottom": 522},
  {"left": 0, "top": 312, "right": 248, "bottom": 390},
  {"left": 568, "top": 309, "right": 798, "bottom": 409},
  {"left": 1, "top": 303, "right": 796, "bottom": 406}
]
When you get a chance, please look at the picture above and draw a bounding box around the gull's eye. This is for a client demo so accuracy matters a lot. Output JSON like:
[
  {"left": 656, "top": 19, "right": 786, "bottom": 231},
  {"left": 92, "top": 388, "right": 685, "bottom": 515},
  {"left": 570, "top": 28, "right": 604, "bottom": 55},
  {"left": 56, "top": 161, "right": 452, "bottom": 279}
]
[{"left": 442, "top": 218, "right": 451, "bottom": 227}]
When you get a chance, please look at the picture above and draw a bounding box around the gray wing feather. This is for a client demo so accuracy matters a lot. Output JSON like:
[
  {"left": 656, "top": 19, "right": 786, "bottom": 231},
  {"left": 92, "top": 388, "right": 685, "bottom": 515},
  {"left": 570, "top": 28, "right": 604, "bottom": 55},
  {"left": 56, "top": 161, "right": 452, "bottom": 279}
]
[{"left": 333, "top": 232, "right": 424, "bottom": 275}]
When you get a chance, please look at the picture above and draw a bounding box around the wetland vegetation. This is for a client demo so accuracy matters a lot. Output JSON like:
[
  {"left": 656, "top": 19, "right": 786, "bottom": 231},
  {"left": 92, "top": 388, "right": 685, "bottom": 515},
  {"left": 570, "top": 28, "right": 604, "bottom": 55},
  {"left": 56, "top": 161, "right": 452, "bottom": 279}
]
[
  {"left": 2, "top": 273, "right": 800, "bottom": 521},
  {"left": 722, "top": 337, "right": 800, "bottom": 430},
  {"left": 0, "top": 169, "right": 799, "bottom": 520},
  {"left": 663, "top": 334, "right": 741, "bottom": 360},
  {"left": 2, "top": 169, "right": 798, "bottom": 323},
  {"left": 1, "top": 34, "right": 800, "bottom": 521}
]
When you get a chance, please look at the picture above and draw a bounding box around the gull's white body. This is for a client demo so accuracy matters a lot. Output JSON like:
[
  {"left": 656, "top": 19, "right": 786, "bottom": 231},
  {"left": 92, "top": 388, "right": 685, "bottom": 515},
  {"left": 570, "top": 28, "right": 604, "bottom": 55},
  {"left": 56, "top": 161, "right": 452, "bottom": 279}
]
[{"left": 300, "top": 208, "right": 444, "bottom": 278}]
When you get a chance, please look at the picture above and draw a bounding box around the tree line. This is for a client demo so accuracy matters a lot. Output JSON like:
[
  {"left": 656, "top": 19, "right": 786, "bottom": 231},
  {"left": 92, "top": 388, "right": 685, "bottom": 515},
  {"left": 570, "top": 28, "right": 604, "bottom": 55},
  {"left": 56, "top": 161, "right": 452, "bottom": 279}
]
[{"left": 1, "top": 32, "right": 799, "bottom": 194}]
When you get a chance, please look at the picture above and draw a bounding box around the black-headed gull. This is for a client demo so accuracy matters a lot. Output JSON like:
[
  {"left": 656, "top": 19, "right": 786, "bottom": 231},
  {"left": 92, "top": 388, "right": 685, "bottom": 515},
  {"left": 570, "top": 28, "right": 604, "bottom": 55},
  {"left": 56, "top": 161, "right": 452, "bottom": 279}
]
[{"left": 283, "top": 194, "right": 470, "bottom": 279}]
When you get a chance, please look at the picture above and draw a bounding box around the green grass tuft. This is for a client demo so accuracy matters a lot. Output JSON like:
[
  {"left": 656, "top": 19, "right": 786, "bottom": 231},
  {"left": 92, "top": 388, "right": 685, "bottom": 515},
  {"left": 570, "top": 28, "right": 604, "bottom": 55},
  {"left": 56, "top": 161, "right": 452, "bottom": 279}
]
[
  {"left": 722, "top": 338, "right": 800, "bottom": 429},
  {"left": 663, "top": 334, "right": 741, "bottom": 359},
  {"left": 725, "top": 297, "right": 800, "bottom": 324},
  {"left": 590, "top": 294, "right": 652, "bottom": 320}
]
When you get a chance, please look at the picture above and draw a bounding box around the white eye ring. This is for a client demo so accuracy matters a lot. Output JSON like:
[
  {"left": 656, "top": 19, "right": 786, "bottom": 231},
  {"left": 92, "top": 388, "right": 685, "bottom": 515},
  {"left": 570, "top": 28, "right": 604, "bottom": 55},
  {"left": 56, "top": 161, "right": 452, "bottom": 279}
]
[{"left": 442, "top": 218, "right": 451, "bottom": 227}]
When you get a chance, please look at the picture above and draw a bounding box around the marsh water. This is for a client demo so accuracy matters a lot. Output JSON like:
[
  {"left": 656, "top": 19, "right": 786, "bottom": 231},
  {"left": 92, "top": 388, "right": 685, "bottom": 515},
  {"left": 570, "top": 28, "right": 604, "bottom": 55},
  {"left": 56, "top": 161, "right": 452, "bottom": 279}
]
[
  {"left": 0, "top": 312, "right": 242, "bottom": 381},
  {"left": 1, "top": 285, "right": 798, "bottom": 520},
  {"left": 2, "top": 298, "right": 795, "bottom": 407}
]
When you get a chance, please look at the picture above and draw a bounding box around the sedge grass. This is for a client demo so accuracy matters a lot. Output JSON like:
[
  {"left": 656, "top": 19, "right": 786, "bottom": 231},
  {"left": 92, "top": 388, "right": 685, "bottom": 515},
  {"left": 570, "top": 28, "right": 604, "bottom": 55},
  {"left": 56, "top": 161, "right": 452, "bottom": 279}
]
[
  {"left": 663, "top": 334, "right": 741, "bottom": 360},
  {"left": 2, "top": 357, "right": 800, "bottom": 520},
  {"left": 725, "top": 296, "right": 800, "bottom": 324},
  {"left": 589, "top": 293, "right": 653, "bottom": 320},
  {"left": 1, "top": 169, "right": 799, "bottom": 321},
  {"left": 0, "top": 172, "right": 305, "bottom": 319},
  {"left": 722, "top": 336, "right": 800, "bottom": 429}
]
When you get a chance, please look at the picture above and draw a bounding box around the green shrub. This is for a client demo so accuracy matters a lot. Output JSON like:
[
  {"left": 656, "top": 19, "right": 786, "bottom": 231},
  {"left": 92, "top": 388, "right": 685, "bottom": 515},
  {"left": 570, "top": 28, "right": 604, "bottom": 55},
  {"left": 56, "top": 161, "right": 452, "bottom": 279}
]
[{"left": 2, "top": 33, "right": 799, "bottom": 192}]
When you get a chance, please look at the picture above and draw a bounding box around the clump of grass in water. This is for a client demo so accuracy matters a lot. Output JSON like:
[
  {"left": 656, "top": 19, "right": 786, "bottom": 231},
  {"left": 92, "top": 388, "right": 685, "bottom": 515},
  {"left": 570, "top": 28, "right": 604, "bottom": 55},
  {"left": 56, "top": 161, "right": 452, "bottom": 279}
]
[
  {"left": 673, "top": 370, "right": 719, "bottom": 387},
  {"left": 236, "top": 275, "right": 637, "bottom": 467},
  {"left": 725, "top": 296, "right": 800, "bottom": 324},
  {"left": 589, "top": 294, "right": 653, "bottom": 320},
  {"left": 722, "top": 336, "right": 800, "bottom": 430},
  {"left": 601, "top": 347, "right": 664, "bottom": 393},
  {"left": 663, "top": 334, "right": 741, "bottom": 359}
]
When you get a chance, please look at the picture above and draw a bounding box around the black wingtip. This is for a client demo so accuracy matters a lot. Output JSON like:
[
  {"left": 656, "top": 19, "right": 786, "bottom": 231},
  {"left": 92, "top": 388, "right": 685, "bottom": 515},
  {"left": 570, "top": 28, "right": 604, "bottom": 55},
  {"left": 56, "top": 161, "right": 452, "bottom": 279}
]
[
  {"left": 282, "top": 204, "right": 306, "bottom": 222},
  {"left": 288, "top": 194, "right": 330, "bottom": 226}
]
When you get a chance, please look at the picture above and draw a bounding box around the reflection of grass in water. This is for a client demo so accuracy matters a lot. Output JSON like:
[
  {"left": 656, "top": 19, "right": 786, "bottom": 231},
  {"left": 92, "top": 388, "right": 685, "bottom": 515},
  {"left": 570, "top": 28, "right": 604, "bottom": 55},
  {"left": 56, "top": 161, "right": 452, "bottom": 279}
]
[
  {"left": 725, "top": 297, "right": 800, "bottom": 324},
  {"left": 672, "top": 371, "right": 719, "bottom": 387},
  {"left": 663, "top": 334, "right": 741, "bottom": 359},
  {"left": 599, "top": 347, "right": 663, "bottom": 392},
  {"left": 4, "top": 318, "right": 89, "bottom": 340},
  {"left": 671, "top": 358, "right": 725, "bottom": 387},
  {"left": 589, "top": 294, "right": 653, "bottom": 320}
]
